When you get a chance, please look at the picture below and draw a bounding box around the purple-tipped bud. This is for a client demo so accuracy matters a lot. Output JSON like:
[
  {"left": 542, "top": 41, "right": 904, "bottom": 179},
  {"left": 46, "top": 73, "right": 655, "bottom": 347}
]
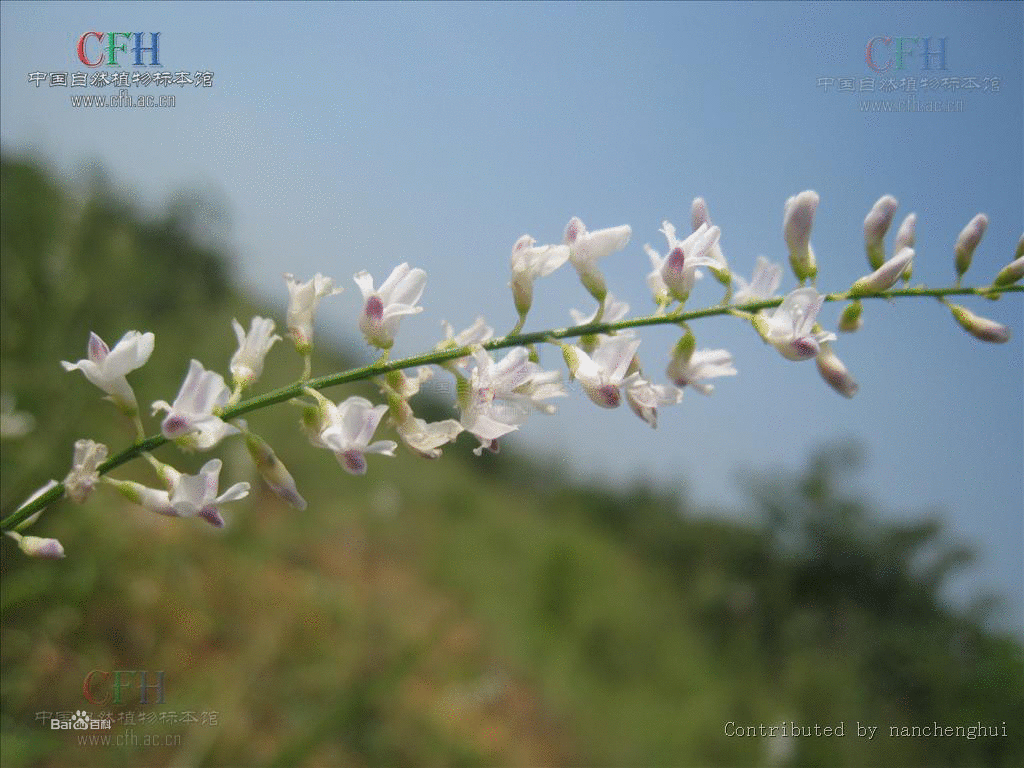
[
  {"left": 16, "top": 534, "right": 66, "bottom": 559},
  {"left": 245, "top": 431, "right": 307, "bottom": 511}
]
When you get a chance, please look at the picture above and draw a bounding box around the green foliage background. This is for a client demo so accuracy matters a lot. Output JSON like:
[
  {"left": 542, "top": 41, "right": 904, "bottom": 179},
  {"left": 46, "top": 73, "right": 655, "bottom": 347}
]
[{"left": 1, "top": 156, "right": 1021, "bottom": 767}]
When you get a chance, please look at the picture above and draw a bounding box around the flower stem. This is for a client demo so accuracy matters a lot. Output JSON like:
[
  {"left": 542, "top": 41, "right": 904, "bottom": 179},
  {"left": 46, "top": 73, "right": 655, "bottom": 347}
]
[{"left": 2, "top": 282, "right": 1019, "bottom": 532}]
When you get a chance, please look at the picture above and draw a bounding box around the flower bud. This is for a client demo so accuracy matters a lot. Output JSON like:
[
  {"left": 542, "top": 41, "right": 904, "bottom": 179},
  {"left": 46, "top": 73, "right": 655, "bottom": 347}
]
[
  {"left": 955, "top": 214, "right": 988, "bottom": 278},
  {"left": 6, "top": 531, "right": 65, "bottom": 559},
  {"left": 108, "top": 478, "right": 173, "bottom": 513},
  {"left": 298, "top": 388, "right": 333, "bottom": 442},
  {"left": 244, "top": 431, "right": 307, "bottom": 511},
  {"left": 14, "top": 479, "right": 60, "bottom": 529},
  {"left": 993, "top": 255, "right": 1024, "bottom": 288},
  {"left": 864, "top": 195, "right": 899, "bottom": 270},
  {"left": 815, "top": 342, "right": 859, "bottom": 398},
  {"left": 894, "top": 213, "right": 916, "bottom": 281},
  {"left": 783, "top": 190, "right": 819, "bottom": 282},
  {"left": 849, "top": 247, "right": 914, "bottom": 296},
  {"left": 751, "top": 313, "right": 772, "bottom": 343},
  {"left": 948, "top": 303, "right": 1010, "bottom": 344},
  {"left": 511, "top": 272, "right": 534, "bottom": 320},
  {"left": 560, "top": 343, "right": 581, "bottom": 378},
  {"left": 838, "top": 301, "right": 863, "bottom": 333},
  {"left": 671, "top": 330, "right": 696, "bottom": 366}
]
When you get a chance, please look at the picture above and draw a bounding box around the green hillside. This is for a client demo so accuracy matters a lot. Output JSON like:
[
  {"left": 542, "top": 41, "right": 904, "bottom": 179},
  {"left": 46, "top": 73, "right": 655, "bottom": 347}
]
[{"left": 2, "top": 155, "right": 1021, "bottom": 767}]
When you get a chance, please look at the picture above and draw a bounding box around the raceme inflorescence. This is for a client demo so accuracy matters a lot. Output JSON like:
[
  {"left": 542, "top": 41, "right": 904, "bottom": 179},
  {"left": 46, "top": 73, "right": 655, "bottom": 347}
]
[{"left": 3, "top": 192, "right": 1022, "bottom": 557}]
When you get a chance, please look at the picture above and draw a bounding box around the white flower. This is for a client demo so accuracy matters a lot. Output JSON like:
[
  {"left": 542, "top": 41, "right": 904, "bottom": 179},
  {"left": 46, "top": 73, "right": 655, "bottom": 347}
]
[
  {"left": 0, "top": 393, "right": 35, "bottom": 440},
  {"left": 437, "top": 316, "right": 494, "bottom": 367},
  {"left": 690, "top": 198, "right": 730, "bottom": 280},
  {"left": 167, "top": 459, "right": 249, "bottom": 527},
  {"left": 61, "top": 330, "right": 155, "bottom": 413},
  {"left": 395, "top": 416, "right": 464, "bottom": 459},
  {"left": 386, "top": 367, "right": 436, "bottom": 400},
  {"left": 733, "top": 256, "right": 783, "bottom": 305},
  {"left": 567, "top": 334, "right": 642, "bottom": 409},
  {"left": 644, "top": 221, "right": 721, "bottom": 304},
  {"left": 783, "top": 190, "right": 819, "bottom": 282},
  {"left": 112, "top": 459, "right": 249, "bottom": 528},
  {"left": 563, "top": 217, "right": 632, "bottom": 301},
  {"left": 354, "top": 263, "right": 427, "bottom": 350},
  {"left": 5, "top": 531, "right": 64, "bottom": 559},
  {"left": 666, "top": 347, "right": 737, "bottom": 395},
  {"left": 230, "top": 317, "right": 280, "bottom": 387},
  {"left": 569, "top": 293, "right": 630, "bottom": 327},
  {"left": 381, "top": 373, "right": 464, "bottom": 460},
  {"left": 863, "top": 195, "right": 899, "bottom": 269},
  {"left": 625, "top": 377, "right": 681, "bottom": 428},
  {"left": 315, "top": 396, "right": 397, "bottom": 475},
  {"left": 152, "top": 359, "right": 239, "bottom": 447},
  {"left": 850, "top": 247, "right": 914, "bottom": 295},
  {"left": 460, "top": 346, "right": 565, "bottom": 455},
  {"left": 759, "top": 287, "right": 836, "bottom": 361},
  {"left": 816, "top": 342, "right": 859, "bottom": 398},
  {"left": 510, "top": 235, "right": 570, "bottom": 319},
  {"left": 441, "top": 316, "right": 494, "bottom": 348},
  {"left": 283, "top": 273, "right": 342, "bottom": 354},
  {"left": 63, "top": 439, "right": 108, "bottom": 504}
]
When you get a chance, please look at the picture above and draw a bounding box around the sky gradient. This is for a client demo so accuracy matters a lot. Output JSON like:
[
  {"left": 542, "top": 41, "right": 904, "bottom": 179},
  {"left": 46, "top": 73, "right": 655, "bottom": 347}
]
[{"left": 2, "top": 1, "right": 1021, "bottom": 627}]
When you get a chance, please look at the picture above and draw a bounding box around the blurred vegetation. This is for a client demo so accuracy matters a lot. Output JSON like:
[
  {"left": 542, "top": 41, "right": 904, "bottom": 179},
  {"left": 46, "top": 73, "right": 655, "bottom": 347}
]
[{"left": 1, "top": 154, "right": 1021, "bottom": 767}]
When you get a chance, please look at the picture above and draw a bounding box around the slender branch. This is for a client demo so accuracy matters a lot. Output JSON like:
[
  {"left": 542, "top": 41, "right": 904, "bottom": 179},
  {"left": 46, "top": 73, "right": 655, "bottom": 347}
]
[{"left": 3, "top": 283, "right": 1019, "bottom": 532}]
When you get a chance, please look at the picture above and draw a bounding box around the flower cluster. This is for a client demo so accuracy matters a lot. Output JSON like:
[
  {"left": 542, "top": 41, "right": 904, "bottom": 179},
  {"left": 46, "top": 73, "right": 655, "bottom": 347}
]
[{"left": 6, "top": 194, "right": 1021, "bottom": 557}]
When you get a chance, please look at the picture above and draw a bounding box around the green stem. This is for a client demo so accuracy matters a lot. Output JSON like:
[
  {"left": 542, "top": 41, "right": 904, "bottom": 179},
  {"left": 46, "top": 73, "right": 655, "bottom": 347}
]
[{"left": 3, "top": 283, "right": 1020, "bottom": 532}]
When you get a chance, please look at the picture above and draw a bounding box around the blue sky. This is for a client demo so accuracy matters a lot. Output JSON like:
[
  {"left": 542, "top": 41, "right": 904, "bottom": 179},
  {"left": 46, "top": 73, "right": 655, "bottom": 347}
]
[{"left": 2, "top": 1, "right": 1021, "bottom": 627}]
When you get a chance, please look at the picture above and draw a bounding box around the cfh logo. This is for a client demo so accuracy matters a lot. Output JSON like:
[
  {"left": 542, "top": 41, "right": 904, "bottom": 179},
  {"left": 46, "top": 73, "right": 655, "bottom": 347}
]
[
  {"left": 865, "top": 36, "right": 947, "bottom": 73},
  {"left": 83, "top": 669, "right": 166, "bottom": 705},
  {"left": 76, "top": 32, "right": 161, "bottom": 67}
]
